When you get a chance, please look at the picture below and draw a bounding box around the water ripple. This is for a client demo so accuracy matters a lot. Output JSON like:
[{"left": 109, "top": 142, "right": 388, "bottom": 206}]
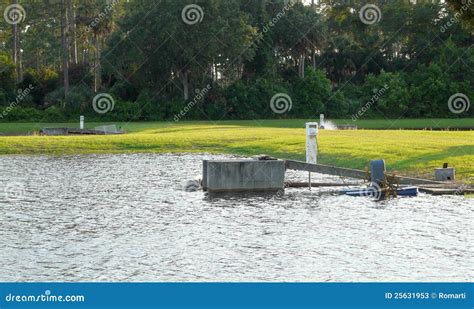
[{"left": 0, "top": 154, "right": 473, "bottom": 282}]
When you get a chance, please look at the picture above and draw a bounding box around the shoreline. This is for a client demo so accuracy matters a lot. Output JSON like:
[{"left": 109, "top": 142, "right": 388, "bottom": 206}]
[
  {"left": 1, "top": 126, "right": 473, "bottom": 137},
  {"left": 1, "top": 121, "right": 472, "bottom": 179}
]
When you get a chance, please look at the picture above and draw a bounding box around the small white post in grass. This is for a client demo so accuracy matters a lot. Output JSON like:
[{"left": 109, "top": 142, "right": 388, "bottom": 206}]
[
  {"left": 320, "top": 114, "right": 325, "bottom": 129},
  {"left": 80, "top": 116, "right": 84, "bottom": 130},
  {"left": 306, "top": 122, "right": 318, "bottom": 190}
]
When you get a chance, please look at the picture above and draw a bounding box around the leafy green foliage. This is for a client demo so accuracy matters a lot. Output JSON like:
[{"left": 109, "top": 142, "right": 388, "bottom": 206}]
[
  {"left": 0, "top": 52, "right": 16, "bottom": 105},
  {"left": 19, "top": 68, "right": 59, "bottom": 107},
  {"left": 292, "top": 69, "right": 331, "bottom": 116},
  {"left": 1, "top": 0, "right": 472, "bottom": 121},
  {"left": 446, "top": 0, "right": 474, "bottom": 33},
  {"left": 360, "top": 72, "right": 410, "bottom": 118}
]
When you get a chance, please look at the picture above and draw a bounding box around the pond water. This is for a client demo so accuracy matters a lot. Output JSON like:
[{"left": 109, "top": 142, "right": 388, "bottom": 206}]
[{"left": 0, "top": 154, "right": 472, "bottom": 282}]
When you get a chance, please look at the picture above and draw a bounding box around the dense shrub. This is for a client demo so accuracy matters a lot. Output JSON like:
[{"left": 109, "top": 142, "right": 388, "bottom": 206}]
[
  {"left": 407, "top": 63, "right": 474, "bottom": 118},
  {"left": 0, "top": 107, "right": 42, "bottom": 122},
  {"left": 19, "top": 67, "right": 59, "bottom": 107},
  {"left": 69, "top": 63, "right": 93, "bottom": 86},
  {"left": 224, "top": 78, "right": 290, "bottom": 119},
  {"left": 3, "top": 63, "right": 473, "bottom": 122},
  {"left": 325, "top": 90, "right": 348, "bottom": 118},
  {"left": 292, "top": 69, "right": 332, "bottom": 117},
  {"left": 360, "top": 71, "right": 410, "bottom": 118},
  {"left": 0, "top": 52, "right": 16, "bottom": 105},
  {"left": 107, "top": 101, "right": 141, "bottom": 122},
  {"left": 203, "top": 88, "right": 229, "bottom": 120},
  {"left": 65, "top": 85, "right": 94, "bottom": 111},
  {"left": 109, "top": 80, "right": 139, "bottom": 102},
  {"left": 135, "top": 89, "right": 165, "bottom": 121},
  {"left": 44, "top": 88, "right": 64, "bottom": 108},
  {"left": 43, "top": 106, "right": 66, "bottom": 122}
]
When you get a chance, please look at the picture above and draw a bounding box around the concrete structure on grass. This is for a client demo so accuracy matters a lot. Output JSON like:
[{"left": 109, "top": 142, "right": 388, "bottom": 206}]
[{"left": 435, "top": 167, "right": 456, "bottom": 182}]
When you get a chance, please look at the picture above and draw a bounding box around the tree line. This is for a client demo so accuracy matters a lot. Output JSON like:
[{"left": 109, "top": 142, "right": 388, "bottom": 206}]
[{"left": 0, "top": 0, "right": 473, "bottom": 122}]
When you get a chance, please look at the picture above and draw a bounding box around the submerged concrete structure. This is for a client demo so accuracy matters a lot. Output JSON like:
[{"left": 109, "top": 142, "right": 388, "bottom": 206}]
[
  {"left": 202, "top": 158, "right": 465, "bottom": 196},
  {"left": 203, "top": 160, "right": 285, "bottom": 193}
]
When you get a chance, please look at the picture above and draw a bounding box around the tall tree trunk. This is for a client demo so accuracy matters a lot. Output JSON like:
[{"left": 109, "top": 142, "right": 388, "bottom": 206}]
[
  {"left": 83, "top": 48, "right": 87, "bottom": 64},
  {"left": 178, "top": 69, "right": 189, "bottom": 101},
  {"left": 61, "top": 0, "right": 70, "bottom": 98},
  {"left": 214, "top": 63, "right": 218, "bottom": 82},
  {"left": 180, "top": 71, "right": 190, "bottom": 101},
  {"left": 12, "top": 0, "right": 20, "bottom": 82},
  {"left": 18, "top": 41, "right": 22, "bottom": 80},
  {"left": 12, "top": 22, "right": 18, "bottom": 81},
  {"left": 298, "top": 59, "right": 301, "bottom": 77},
  {"left": 299, "top": 54, "right": 306, "bottom": 78},
  {"left": 93, "top": 35, "right": 102, "bottom": 92},
  {"left": 311, "top": 0, "right": 319, "bottom": 70},
  {"left": 210, "top": 62, "right": 214, "bottom": 80},
  {"left": 68, "top": 0, "right": 78, "bottom": 65}
]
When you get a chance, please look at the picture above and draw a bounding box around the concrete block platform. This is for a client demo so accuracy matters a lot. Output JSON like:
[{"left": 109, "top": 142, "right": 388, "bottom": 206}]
[
  {"left": 203, "top": 160, "right": 285, "bottom": 193},
  {"left": 435, "top": 168, "right": 456, "bottom": 181},
  {"left": 40, "top": 127, "right": 124, "bottom": 136}
]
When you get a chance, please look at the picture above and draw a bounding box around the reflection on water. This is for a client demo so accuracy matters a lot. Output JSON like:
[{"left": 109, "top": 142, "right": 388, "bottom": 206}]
[{"left": 0, "top": 154, "right": 472, "bottom": 282}]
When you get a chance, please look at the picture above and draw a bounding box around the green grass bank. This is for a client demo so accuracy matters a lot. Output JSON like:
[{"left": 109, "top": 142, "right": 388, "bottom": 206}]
[{"left": 0, "top": 119, "right": 472, "bottom": 179}]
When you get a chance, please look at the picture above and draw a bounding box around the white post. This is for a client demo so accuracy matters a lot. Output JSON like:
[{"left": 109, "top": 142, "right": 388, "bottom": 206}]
[
  {"left": 80, "top": 116, "right": 84, "bottom": 130},
  {"left": 306, "top": 122, "right": 318, "bottom": 190},
  {"left": 320, "top": 114, "right": 325, "bottom": 129}
]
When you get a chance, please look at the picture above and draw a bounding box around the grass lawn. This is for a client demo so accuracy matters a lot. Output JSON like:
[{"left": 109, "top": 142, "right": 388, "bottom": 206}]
[
  {"left": 0, "top": 118, "right": 473, "bottom": 134},
  {"left": 0, "top": 120, "right": 473, "bottom": 179}
]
